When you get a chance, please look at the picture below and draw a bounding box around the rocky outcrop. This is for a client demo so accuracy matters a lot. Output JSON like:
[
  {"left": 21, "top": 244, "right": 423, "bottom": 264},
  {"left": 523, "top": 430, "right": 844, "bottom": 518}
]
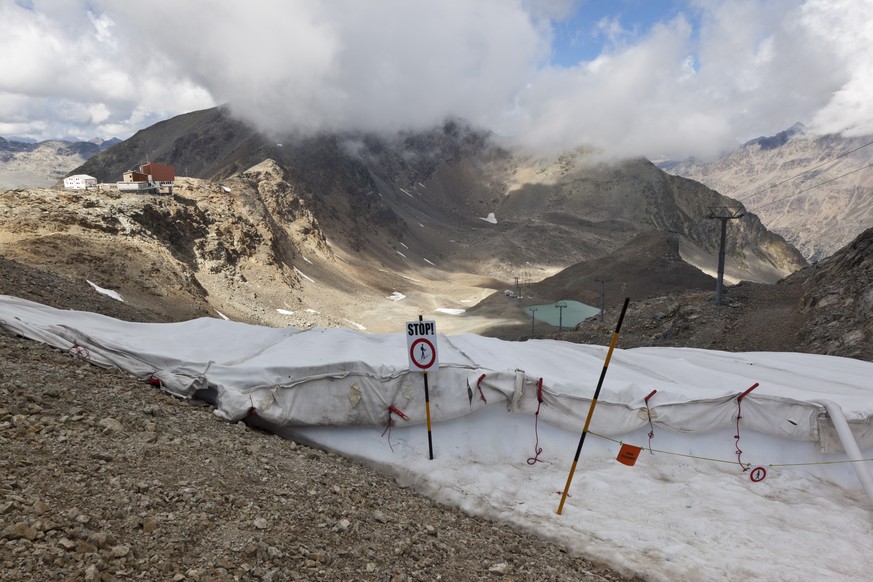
[
  {"left": 532, "top": 228, "right": 872, "bottom": 363},
  {"left": 793, "top": 227, "right": 873, "bottom": 359}
]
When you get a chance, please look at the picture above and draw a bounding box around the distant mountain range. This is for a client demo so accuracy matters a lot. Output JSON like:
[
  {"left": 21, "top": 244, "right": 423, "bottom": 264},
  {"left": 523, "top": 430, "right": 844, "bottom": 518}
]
[
  {"left": 70, "top": 107, "right": 804, "bottom": 288},
  {"left": 663, "top": 124, "right": 873, "bottom": 262},
  {"left": 0, "top": 136, "right": 120, "bottom": 189}
]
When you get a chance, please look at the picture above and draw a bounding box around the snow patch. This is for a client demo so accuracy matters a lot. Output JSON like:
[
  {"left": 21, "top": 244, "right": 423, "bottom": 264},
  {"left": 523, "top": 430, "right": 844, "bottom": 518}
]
[
  {"left": 388, "top": 292, "right": 406, "bottom": 302},
  {"left": 294, "top": 267, "right": 314, "bottom": 283},
  {"left": 276, "top": 309, "right": 294, "bottom": 315},
  {"left": 480, "top": 212, "right": 497, "bottom": 224},
  {"left": 436, "top": 308, "right": 465, "bottom": 315},
  {"left": 343, "top": 319, "right": 366, "bottom": 330},
  {"left": 86, "top": 280, "right": 124, "bottom": 302},
  {"left": 396, "top": 251, "right": 407, "bottom": 258},
  {"left": 424, "top": 258, "right": 436, "bottom": 266},
  {"left": 302, "top": 256, "right": 313, "bottom": 265},
  {"left": 215, "top": 310, "right": 229, "bottom": 320}
]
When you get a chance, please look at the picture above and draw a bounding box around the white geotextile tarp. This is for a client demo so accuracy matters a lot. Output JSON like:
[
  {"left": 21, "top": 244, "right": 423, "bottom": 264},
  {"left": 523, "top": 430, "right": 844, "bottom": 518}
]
[{"left": 2, "top": 295, "right": 873, "bottom": 450}]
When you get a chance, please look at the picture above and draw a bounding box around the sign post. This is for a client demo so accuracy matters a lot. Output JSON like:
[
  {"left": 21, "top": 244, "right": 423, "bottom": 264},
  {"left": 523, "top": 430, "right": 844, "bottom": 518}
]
[{"left": 406, "top": 316, "right": 439, "bottom": 459}]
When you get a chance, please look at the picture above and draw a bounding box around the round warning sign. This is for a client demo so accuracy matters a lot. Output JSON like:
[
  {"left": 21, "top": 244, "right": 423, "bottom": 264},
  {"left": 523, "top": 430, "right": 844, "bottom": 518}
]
[
  {"left": 410, "top": 338, "right": 436, "bottom": 370},
  {"left": 750, "top": 466, "right": 767, "bottom": 482}
]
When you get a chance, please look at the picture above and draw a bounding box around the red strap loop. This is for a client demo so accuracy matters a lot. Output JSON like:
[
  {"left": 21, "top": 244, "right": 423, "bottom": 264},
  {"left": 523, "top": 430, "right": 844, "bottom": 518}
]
[
  {"left": 476, "top": 374, "right": 488, "bottom": 404},
  {"left": 527, "top": 378, "right": 545, "bottom": 465}
]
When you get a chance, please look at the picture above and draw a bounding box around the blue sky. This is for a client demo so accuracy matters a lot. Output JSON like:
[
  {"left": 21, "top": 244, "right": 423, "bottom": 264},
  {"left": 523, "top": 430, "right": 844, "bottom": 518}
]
[
  {"left": 1, "top": 1, "right": 872, "bottom": 160},
  {"left": 549, "top": 1, "right": 692, "bottom": 66}
]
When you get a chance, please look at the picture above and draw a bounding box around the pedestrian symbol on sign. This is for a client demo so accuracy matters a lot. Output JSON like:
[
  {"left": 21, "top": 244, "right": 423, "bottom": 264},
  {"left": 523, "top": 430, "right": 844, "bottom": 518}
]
[{"left": 409, "top": 337, "right": 436, "bottom": 370}]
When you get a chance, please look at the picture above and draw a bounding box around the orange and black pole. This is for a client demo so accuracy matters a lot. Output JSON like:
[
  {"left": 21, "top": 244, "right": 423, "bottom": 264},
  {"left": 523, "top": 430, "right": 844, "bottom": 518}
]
[
  {"left": 423, "top": 369, "right": 434, "bottom": 459},
  {"left": 557, "top": 297, "right": 630, "bottom": 515},
  {"left": 420, "top": 315, "right": 435, "bottom": 460}
]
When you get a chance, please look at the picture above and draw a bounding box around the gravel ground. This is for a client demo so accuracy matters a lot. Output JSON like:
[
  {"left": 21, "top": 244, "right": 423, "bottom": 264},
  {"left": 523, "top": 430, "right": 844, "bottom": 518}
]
[{"left": 0, "top": 261, "right": 640, "bottom": 581}]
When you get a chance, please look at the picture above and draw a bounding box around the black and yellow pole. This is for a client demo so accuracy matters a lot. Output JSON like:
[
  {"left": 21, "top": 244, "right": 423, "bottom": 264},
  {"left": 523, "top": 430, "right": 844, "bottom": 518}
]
[
  {"left": 423, "top": 369, "right": 434, "bottom": 460},
  {"left": 557, "top": 297, "right": 630, "bottom": 515},
  {"left": 419, "top": 315, "right": 435, "bottom": 460}
]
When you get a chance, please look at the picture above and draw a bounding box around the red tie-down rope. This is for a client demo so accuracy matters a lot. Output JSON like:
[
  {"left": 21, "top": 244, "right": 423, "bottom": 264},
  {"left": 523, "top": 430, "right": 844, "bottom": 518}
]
[
  {"left": 247, "top": 395, "right": 258, "bottom": 417},
  {"left": 476, "top": 374, "right": 488, "bottom": 403},
  {"left": 67, "top": 340, "right": 91, "bottom": 361},
  {"left": 382, "top": 405, "right": 409, "bottom": 453},
  {"left": 734, "top": 383, "right": 759, "bottom": 471},
  {"left": 527, "top": 378, "right": 545, "bottom": 465},
  {"left": 467, "top": 374, "right": 488, "bottom": 406},
  {"left": 644, "top": 390, "right": 658, "bottom": 454}
]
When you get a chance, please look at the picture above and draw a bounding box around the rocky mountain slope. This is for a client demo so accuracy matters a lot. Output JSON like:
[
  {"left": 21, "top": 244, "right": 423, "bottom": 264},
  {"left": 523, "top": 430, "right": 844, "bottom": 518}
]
[
  {"left": 555, "top": 228, "right": 873, "bottom": 362},
  {"left": 462, "top": 226, "right": 871, "bottom": 362},
  {"left": 665, "top": 125, "right": 873, "bottom": 262},
  {"left": 35, "top": 107, "right": 802, "bottom": 335},
  {"left": 73, "top": 107, "right": 805, "bottom": 280},
  {"left": 0, "top": 137, "right": 118, "bottom": 189}
]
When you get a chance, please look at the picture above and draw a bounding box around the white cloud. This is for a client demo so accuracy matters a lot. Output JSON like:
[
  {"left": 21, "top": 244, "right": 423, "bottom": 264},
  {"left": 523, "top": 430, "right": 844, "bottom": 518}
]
[
  {"left": 1, "top": 0, "right": 871, "bottom": 159},
  {"left": 802, "top": 0, "right": 873, "bottom": 136}
]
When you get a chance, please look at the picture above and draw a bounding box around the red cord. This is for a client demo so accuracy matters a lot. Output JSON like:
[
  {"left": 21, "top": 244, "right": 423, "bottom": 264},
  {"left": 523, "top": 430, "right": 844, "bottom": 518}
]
[
  {"left": 644, "top": 390, "right": 657, "bottom": 454},
  {"left": 734, "top": 384, "right": 758, "bottom": 471},
  {"left": 381, "top": 416, "right": 395, "bottom": 453},
  {"left": 527, "top": 378, "right": 544, "bottom": 465},
  {"left": 476, "top": 374, "right": 487, "bottom": 403},
  {"left": 735, "top": 400, "right": 747, "bottom": 470},
  {"left": 67, "top": 341, "right": 91, "bottom": 361},
  {"left": 382, "top": 406, "right": 409, "bottom": 453}
]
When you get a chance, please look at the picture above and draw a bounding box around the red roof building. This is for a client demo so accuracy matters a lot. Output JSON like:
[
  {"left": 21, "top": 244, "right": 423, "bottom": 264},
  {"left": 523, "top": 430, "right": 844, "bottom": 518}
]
[{"left": 140, "top": 163, "right": 175, "bottom": 182}]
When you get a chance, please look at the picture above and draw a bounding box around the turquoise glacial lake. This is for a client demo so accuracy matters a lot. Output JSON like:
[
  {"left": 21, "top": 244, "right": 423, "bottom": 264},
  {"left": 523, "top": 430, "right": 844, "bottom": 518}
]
[{"left": 524, "top": 300, "right": 599, "bottom": 328}]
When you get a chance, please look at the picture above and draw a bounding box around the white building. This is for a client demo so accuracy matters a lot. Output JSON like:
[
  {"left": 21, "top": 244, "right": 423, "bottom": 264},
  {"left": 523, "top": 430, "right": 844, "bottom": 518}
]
[{"left": 63, "top": 174, "right": 97, "bottom": 190}]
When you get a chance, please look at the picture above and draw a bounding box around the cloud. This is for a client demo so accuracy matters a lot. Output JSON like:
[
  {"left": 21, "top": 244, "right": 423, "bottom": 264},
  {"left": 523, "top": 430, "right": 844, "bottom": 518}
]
[
  {"left": 102, "top": 0, "right": 548, "bottom": 137},
  {"left": 1, "top": 0, "right": 871, "bottom": 159},
  {"left": 802, "top": 0, "right": 873, "bottom": 136}
]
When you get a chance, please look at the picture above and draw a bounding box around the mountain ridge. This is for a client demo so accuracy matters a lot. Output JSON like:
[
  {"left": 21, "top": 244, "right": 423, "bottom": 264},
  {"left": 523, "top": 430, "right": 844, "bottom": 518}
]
[
  {"left": 0, "top": 107, "right": 816, "bottom": 345},
  {"left": 664, "top": 125, "right": 873, "bottom": 262}
]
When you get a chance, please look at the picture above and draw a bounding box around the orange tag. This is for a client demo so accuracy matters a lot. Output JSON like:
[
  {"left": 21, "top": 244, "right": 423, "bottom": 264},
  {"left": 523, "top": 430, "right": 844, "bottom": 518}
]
[{"left": 616, "top": 443, "right": 642, "bottom": 466}]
